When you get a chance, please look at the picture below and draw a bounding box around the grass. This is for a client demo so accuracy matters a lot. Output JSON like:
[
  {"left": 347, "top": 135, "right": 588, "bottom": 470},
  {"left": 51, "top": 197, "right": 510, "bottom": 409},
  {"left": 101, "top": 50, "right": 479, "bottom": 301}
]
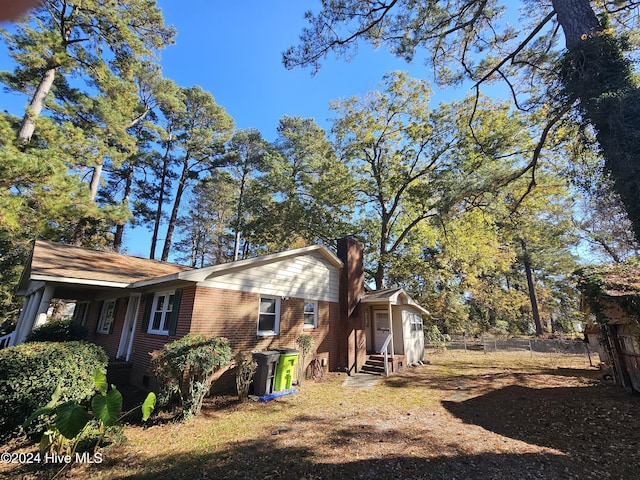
[{"left": 3, "top": 349, "right": 638, "bottom": 479}]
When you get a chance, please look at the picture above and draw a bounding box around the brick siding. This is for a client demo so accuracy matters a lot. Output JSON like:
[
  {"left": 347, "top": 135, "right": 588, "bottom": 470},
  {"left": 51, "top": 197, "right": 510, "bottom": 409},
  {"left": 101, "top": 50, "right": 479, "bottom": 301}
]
[{"left": 118, "top": 285, "right": 341, "bottom": 392}]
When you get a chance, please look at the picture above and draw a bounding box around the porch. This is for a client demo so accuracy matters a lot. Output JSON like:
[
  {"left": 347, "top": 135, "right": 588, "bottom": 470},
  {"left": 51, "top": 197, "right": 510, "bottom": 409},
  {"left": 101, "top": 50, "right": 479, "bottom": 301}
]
[{"left": 359, "top": 287, "right": 428, "bottom": 375}]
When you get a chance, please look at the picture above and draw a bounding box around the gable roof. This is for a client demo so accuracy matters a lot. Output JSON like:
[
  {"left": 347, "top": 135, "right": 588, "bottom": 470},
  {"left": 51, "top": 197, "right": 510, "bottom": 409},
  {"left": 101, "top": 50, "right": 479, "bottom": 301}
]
[
  {"left": 17, "top": 241, "right": 343, "bottom": 294},
  {"left": 130, "top": 244, "right": 343, "bottom": 288},
  {"left": 361, "top": 287, "right": 430, "bottom": 315},
  {"left": 17, "top": 240, "right": 192, "bottom": 293}
]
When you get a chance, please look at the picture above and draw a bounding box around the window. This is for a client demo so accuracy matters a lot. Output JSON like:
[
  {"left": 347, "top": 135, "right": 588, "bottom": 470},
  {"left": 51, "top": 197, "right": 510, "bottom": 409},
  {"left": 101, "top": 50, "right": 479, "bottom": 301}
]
[
  {"left": 97, "top": 299, "right": 117, "bottom": 334},
  {"left": 147, "top": 291, "right": 175, "bottom": 335},
  {"left": 410, "top": 313, "right": 423, "bottom": 334},
  {"left": 258, "top": 296, "right": 280, "bottom": 336},
  {"left": 73, "top": 302, "right": 90, "bottom": 327},
  {"left": 303, "top": 301, "right": 318, "bottom": 329}
]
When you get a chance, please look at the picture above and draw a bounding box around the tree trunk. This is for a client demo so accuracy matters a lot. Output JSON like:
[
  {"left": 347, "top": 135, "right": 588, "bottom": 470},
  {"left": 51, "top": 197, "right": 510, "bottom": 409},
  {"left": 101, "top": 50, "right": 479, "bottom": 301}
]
[
  {"left": 89, "top": 161, "right": 104, "bottom": 201},
  {"left": 161, "top": 157, "right": 189, "bottom": 262},
  {"left": 150, "top": 143, "right": 172, "bottom": 259},
  {"left": 71, "top": 160, "right": 105, "bottom": 246},
  {"left": 18, "top": 66, "right": 57, "bottom": 143},
  {"left": 373, "top": 255, "right": 386, "bottom": 290},
  {"left": 114, "top": 165, "right": 134, "bottom": 252},
  {"left": 233, "top": 231, "right": 242, "bottom": 262},
  {"left": 554, "top": 0, "right": 640, "bottom": 244},
  {"left": 551, "top": 0, "right": 601, "bottom": 48},
  {"left": 232, "top": 171, "right": 248, "bottom": 261},
  {"left": 521, "top": 239, "right": 544, "bottom": 336},
  {"left": 374, "top": 210, "right": 392, "bottom": 290}
]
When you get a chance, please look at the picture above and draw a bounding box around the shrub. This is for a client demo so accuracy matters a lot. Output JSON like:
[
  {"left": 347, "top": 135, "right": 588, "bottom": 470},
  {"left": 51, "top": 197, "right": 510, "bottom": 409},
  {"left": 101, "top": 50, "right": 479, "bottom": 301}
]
[
  {"left": 234, "top": 352, "right": 257, "bottom": 403},
  {"left": 296, "top": 334, "right": 314, "bottom": 385},
  {"left": 424, "top": 325, "right": 448, "bottom": 352},
  {"left": 0, "top": 341, "right": 108, "bottom": 439},
  {"left": 26, "top": 318, "right": 88, "bottom": 342},
  {"left": 24, "top": 370, "right": 156, "bottom": 455},
  {"left": 150, "top": 334, "right": 232, "bottom": 419}
]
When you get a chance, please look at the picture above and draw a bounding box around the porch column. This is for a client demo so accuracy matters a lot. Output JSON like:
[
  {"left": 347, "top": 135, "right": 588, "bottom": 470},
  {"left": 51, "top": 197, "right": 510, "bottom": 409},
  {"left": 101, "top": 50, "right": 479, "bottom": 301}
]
[
  {"left": 12, "top": 294, "right": 34, "bottom": 346},
  {"left": 15, "top": 285, "right": 53, "bottom": 344},
  {"left": 15, "top": 289, "right": 43, "bottom": 344},
  {"left": 34, "top": 285, "right": 55, "bottom": 329}
]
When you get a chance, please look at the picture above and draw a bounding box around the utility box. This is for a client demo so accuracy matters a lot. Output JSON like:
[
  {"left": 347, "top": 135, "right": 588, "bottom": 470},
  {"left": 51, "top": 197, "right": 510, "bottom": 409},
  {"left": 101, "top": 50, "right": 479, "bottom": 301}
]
[
  {"left": 252, "top": 350, "right": 281, "bottom": 396},
  {"left": 273, "top": 348, "right": 299, "bottom": 391}
]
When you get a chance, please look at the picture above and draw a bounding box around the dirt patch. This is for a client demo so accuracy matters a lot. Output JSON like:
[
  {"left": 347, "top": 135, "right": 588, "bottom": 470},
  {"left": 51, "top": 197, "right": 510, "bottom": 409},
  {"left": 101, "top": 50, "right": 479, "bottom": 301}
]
[{"left": 2, "top": 350, "right": 639, "bottom": 479}]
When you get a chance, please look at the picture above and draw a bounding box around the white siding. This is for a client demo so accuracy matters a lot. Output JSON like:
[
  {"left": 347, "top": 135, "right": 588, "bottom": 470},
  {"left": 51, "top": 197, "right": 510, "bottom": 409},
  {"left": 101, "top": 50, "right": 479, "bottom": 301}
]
[
  {"left": 392, "top": 305, "right": 404, "bottom": 354},
  {"left": 197, "top": 251, "right": 340, "bottom": 302},
  {"left": 402, "top": 306, "right": 425, "bottom": 364}
]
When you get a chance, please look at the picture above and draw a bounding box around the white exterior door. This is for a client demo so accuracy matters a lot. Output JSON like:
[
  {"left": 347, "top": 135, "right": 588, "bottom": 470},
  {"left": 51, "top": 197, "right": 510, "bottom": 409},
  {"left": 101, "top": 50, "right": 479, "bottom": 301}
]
[
  {"left": 117, "top": 294, "right": 140, "bottom": 361},
  {"left": 374, "top": 310, "right": 390, "bottom": 352}
]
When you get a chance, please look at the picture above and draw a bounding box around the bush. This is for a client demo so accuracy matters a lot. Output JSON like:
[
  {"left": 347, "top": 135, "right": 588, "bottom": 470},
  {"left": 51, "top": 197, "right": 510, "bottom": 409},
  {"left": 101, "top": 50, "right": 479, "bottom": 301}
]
[
  {"left": 235, "top": 351, "right": 257, "bottom": 403},
  {"left": 0, "top": 341, "right": 108, "bottom": 439},
  {"left": 296, "top": 334, "right": 314, "bottom": 385},
  {"left": 424, "top": 325, "right": 448, "bottom": 352},
  {"left": 150, "top": 334, "right": 232, "bottom": 419},
  {"left": 26, "top": 318, "right": 88, "bottom": 342}
]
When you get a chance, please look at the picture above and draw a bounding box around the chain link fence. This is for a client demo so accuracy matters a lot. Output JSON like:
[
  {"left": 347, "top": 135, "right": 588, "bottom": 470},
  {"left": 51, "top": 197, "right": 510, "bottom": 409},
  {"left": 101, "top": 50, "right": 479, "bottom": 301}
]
[{"left": 429, "top": 334, "right": 590, "bottom": 355}]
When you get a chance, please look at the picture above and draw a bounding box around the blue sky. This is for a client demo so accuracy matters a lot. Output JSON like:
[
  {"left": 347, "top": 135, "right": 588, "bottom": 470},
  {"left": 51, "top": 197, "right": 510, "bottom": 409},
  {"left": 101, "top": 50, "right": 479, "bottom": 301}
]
[
  {"left": 0, "top": 1, "right": 472, "bottom": 259},
  {"left": 155, "top": 1, "right": 445, "bottom": 140}
]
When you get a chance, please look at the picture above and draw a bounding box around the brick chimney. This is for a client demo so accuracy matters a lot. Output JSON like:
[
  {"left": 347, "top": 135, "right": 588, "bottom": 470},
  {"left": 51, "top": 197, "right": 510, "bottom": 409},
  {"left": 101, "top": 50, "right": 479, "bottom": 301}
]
[{"left": 336, "top": 236, "right": 364, "bottom": 318}]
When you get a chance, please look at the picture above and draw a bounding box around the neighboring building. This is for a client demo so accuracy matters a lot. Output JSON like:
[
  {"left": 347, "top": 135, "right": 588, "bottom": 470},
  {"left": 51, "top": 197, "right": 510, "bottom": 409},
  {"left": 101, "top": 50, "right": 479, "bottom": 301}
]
[
  {"left": 5, "top": 237, "right": 427, "bottom": 390},
  {"left": 578, "top": 265, "right": 640, "bottom": 394}
]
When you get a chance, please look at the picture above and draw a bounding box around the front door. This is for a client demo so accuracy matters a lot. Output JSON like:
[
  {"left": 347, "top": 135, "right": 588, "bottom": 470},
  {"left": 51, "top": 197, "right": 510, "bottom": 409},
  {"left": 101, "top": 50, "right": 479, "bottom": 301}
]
[
  {"left": 374, "top": 310, "right": 390, "bottom": 352},
  {"left": 117, "top": 294, "right": 140, "bottom": 361}
]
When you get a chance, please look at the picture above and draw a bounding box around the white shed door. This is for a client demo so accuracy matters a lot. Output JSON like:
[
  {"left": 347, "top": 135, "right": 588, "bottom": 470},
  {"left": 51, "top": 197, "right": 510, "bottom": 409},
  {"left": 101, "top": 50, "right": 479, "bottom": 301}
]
[{"left": 374, "top": 310, "right": 390, "bottom": 352}]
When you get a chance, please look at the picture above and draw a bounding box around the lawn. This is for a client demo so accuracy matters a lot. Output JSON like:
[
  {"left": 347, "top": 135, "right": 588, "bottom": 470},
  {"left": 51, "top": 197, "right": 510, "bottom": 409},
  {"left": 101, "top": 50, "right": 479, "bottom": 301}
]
[{"left": 2, "top": 349, "right": 639, "bottom": 479}]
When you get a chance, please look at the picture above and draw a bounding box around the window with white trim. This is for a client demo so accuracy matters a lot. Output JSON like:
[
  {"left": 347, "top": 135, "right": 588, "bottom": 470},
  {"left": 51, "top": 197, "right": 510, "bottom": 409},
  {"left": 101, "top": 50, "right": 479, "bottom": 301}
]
[
  {"left": 303, "top": 301, "right": 318, "bottom": 329},
  {"left": 97, "top": 299, "right": 117, "bottom": 334},
  {"left": 410, "top": 312, "right": 423, "bottom": 334},
  {"left": 257, "top": 296, "right": 280, "bottom": 336},
  {"left": 147, "top": 291, "right": 175, "bottom": 335}
]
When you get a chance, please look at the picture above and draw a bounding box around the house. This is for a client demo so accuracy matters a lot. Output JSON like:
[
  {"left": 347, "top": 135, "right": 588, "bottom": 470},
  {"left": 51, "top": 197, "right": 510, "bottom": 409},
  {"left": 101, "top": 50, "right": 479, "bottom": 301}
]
[
  {"left": 6, "top": 236, "right": 427, "bottom": 390},
  {"left": 578, "top": 264, "right": 640, "bottom": 394}
]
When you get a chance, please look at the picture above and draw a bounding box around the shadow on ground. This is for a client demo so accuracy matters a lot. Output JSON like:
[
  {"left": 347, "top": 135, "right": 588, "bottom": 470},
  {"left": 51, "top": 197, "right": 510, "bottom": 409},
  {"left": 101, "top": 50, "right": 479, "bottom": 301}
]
[
  {"left": 20, "top": 438, "right": 602, "bottom": 480},
  {"left": 382, "top": 362, "right": 602, "bottom": 393},
  {"left": 442, "top": 382, "right": 640, "bottom": 480}
]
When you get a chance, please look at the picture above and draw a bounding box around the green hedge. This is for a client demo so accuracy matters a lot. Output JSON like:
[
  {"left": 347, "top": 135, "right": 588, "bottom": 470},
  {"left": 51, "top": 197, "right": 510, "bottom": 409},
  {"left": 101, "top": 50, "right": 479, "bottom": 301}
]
[
  {"left": 26, "top": 318, "right": 88, "bottom": 342},
  {"left": 0, "top": 341, "right": 108, "bottom": 439}
]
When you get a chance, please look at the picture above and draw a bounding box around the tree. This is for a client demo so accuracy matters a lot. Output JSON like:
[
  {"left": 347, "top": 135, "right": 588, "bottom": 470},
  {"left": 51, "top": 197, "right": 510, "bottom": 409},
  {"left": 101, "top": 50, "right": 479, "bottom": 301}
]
[
  {"left": 174, "top": 172, "right": 237, "bottom": 267},
  {"left": 247, "top": 116, "right": 355, "bottom": 252},
  {"left": 574, "top": 182, "right": 640, "bottom": 263},
  {"left": 1, "top": 0, "right": 174, "bottom": 144},
  {"left": 103, "top": 67, "right": 184, "bottom": 252},
  {"left": 284, "top": 1, "right": 640, "bottom": 242},
  {"left": 0, "top": 111, "right": 99, "bottom": 325},
  {"left": 0, "top": 0, "right": 176, "bottom": 325},
  {"left": 387, "top": 209, "right": 518, "bottom": 335},
  {"left": 332, "top": 72, "right": 535, "bottom": 288},
  {"left": 0, "top": 1, "right": 176, "bottom": 251},
  {"left": 493, "top": 170, "right": 579, "bottom": 335},
  {"left": 158, "top": 86, "right": 234, "bottom": 262},
  {"left": 224, "top": 129, "right": 271, "bottom": 261}
]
